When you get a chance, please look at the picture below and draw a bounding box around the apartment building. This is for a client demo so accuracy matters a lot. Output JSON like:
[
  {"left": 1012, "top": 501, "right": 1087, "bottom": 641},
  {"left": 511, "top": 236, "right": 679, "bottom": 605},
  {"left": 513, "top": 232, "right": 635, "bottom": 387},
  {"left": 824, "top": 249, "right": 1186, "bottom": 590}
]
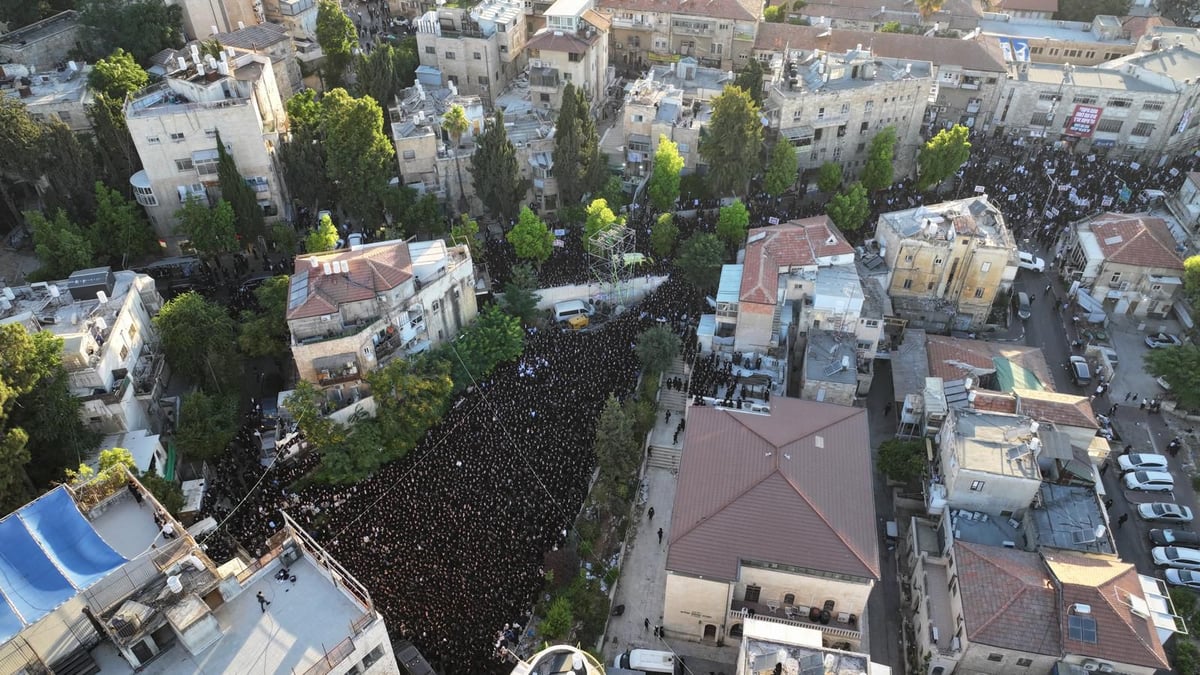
[
  {"left": 125, "top": 47, "right": 287, "bottom": 250},
  {"left": 169, "top": 0, "right": 262, "bottom": 41},
  {"left": 0, "top": 267, "right": 168, "bottom": 436},
  {"left": 874, "top": 197, "right": 1018, "bottom": 331},
  {"left": 286, "top": 238, "right": 478, "bottom": 386},
  {"left": 995, "top": 0, "right": 1057, "bottom": 20},
  {"left": 735, "top": 618, "right": 892, "bottom": 674},
  {"left": 526, "top": 0, "right": 611, "bottom": 112},
  {"left": 0, "top": 11, "right": 80, "bottom": 68},
  {"left": 261, "top": 0, "right": 318, "bottom": 39},
  {"left": 1, "top": 61, "right": 93, "bottom": 132},
  {"left": 596, "top": 0, "right": 760, "bottom": 72},
  {"left": 617, "top": 60, "right": 726, "bottom": 178},
  {"left": 202, "top": 23, "right": 303, "bottom": 101},
  {"left": 415, "top": 0, "right": 527, "bottom": 102},
  {"left": 796, "top": 0, "right": 984, "bottom": 33},
  {"left": 980, "top": 14, "right": 1135, "bottom": 67}
]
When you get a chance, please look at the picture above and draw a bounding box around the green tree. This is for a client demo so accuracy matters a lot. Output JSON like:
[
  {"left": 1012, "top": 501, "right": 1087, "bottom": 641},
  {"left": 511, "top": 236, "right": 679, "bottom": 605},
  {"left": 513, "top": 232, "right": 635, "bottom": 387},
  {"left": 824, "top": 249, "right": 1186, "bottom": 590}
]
[
  {"left": 733, "top": 59, "right": 766, "bottom": 106},
  {"left": 306, "top": 213, "right": 340, "bottom": 253},
  {"left": 175, "top": 197, "right": 238, "bottom": 259},
  {"left": 1184, "top": 255, "right": 1200, "bottom": 307},
  {"left": 27, "top": 209, "right": 95, "bottom": 279},
  {"left": 90, "top": 181, "right": 156, "bottom": 265},
  {"left": 1162, "top": 0, "right": 1200, "bottom": 27},
  {"left": 353, "top": 40, "right": 418, "bottom": 107},
  {"left": 651, "top": 212, "right": 679, "bottom": 258},
  {"left": 594, "top": 394, "right": 637, "bottom": 483},
  {"left": 499, "top": 263, "right": 541, "bottom": 326},
  {"left": 0, "top": 97, "right": 44, "bottom": 225},
  {"left": 442, "top": 103, "right": 471, "bottom": 213},
  {"left": 636, "top": 326, "right": 681, "bottom": 374},
  {"left": 368, "top": 356, "right": 454, "bottom": 454},
  {"left": 879, "top": 20, "right": 903, "bottom": 32},
  {"left": 445, "top": 305, "right": 524, "bottom": 388},
  {"left": 139, "top": 472, "right": 184, "bottom": 515},
  {"left": 238, "top": 275, "right": 291, "bottom": 358},
  {"left": 86, "top": 96, "right": 141, "bottom": 197},
  {"left": 449, "top": 213, "right": 483, "bottom": 262},
  {"left": 0, "top": 0, "right": 50, "bottom": 29},
  {"left": 286, "top": 89, "right": 324, "bottom": 140},
  {"left": 541, "top": 596, "right": 574, "bottom": 639},
  {"left": 698, "top": 85, "right": 763, "bottom": 196},
  {"left": 321, "top": 88, "right": 394, "bottom": 227},
  {"left": 66, "top": 447, "right": 135, "bottom": 487},
  {"left": 1172, "top": 638, "right": 1200, "bottom": 675},
  {"left": 382, "top": 184, "right": 441, "bottom": 236},
  {"left": 0, "top": 428, "right": 31, "bottom": 515},
  {"left": 598, "top": 175, "right": 626, "bottom": 210},
  {"left": 763, "top": 140, "right": 798, "bottom": 197},
  {"left": 154, "top": 291, "right": 238, "bottom": 392},
  {"left": 675, "top": 232, "right": 726, "bottom": 290},
  {"left": 507, "top": 206, "right": 554, "bottom": 266},
  {"left": 315, "top": 0, "right": 358, "bottom": 88},
  {"left": 1147, "top": 346, "right": 1200, "bottom": 410},
  {"left": 279, "top": 136, "right": 332, "bottom": 215},
  {"left": 285, "top": 381, "right": 347, "bottom": 452},
  {"left": 861, "top": 126, "right": 897, "bottom": 192},
  {"left": 876, "top": 438, "right": 926, "bottom": 482},
  {"left": 38, "top": 121, "right": 100, "bottom": 225},
  {"left": 77, "top": 0, "right": 185, "bottom": 63},
  {"left": 174, "top": 391, "right": 239, "bottom": 460},
  {"left": 469, "top": 110, "right": 529, "bottom": 224},
  {"left": 917, "top": 124, "right": 972, "bottom": 191},
  {"left": 763, "top": 5, "right": 784, "bottom": 21},
  {"left": 716, "top": 199, "right": 750, "bottom": 250},
  {"left": 827, "top": 182, "right": 870, "bottom": 232},
  {"left": 87, "top": 48, "right": 148, "bottom": 101},
  {"left": 584, "top": 198, "right": 623, "bottom": 252},
  {"left": 647, "top": 135, "right": 685, "bottom": 212},
  {"left": 816, "top": 161, "right": 843, "bottom": 193},
  {"left": 552, "top": 83, "right": 606, "bottom": 207},
  {"left": 1056, "top": 0, "right": 1131, "bottom": 21},
  {"left": 216, "top": 131, "right": 265, "bottom": 245}
]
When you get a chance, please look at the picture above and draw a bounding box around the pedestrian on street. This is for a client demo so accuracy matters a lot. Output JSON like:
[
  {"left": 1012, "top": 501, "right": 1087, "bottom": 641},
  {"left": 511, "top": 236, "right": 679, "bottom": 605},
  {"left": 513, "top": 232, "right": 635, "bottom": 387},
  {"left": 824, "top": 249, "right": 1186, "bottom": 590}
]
[
  {"left": 1125, "top": 392, "right": 1132, "bottom": 401},
  {"left": 1105, "top": 498, "right": 1114, "bottom": 509},
  {"left": 1141, "top": 398, "right": 1148, "bottom": 410},
  {"left": 644, "top": 618, "right": 650, "bottom": 631},
  {"left": 884, "top": 401, "right": 893, "bottom": 416},
  {"left": 1100, "top": 461, "right": 1109, "bottom": 476},
  {"left": 648, "top": 506, "right": 655, "bottom": 520},
  {"left": 1123, "top": 444, "right": 1133, "bottom": 455},
  {"left": 1044, "top": 284, "right": 1051, "bottom": 295},
  {"left": 1117, "top": 514, "right": 1129, "bottom": 528},
  {"left": 1109, "top": 404, "right": 1118, "bottom": 417},
  {"left": 658, "top": 527, "right": 664, "bottom": 544}
]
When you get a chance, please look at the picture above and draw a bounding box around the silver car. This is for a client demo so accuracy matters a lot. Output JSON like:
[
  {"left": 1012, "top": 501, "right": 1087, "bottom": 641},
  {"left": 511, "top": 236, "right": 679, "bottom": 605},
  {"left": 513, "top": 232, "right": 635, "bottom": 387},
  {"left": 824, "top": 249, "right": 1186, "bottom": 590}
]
[{"left": 1138, "top": 503, "right": 1195, "bottom": 523}]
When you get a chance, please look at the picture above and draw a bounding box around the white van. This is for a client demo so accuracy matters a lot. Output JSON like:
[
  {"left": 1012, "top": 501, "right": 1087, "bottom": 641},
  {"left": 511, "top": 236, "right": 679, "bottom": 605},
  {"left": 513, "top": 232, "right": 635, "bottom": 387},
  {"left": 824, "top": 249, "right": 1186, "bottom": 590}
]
[
  {"left": 553, "top": 299, "right": 596, "bottom": 323},
  {"left": 613, "top": 649, "right": 677, "bottom": 674}
]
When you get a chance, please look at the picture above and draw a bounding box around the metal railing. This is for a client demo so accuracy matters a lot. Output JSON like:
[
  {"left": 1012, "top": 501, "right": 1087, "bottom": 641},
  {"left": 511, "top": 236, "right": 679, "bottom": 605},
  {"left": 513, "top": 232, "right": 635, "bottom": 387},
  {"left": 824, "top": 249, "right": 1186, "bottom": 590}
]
[{"left": 299, "top": 636, "right": 357, "bottom": 675}]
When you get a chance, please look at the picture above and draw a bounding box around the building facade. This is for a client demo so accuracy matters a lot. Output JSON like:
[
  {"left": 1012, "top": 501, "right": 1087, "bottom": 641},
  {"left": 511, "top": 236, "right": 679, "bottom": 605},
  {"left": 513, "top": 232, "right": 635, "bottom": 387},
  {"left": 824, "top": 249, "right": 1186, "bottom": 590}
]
[
  {"left": 414, "top": 0, "right": 527, "bottom": 103},
  {"left": 526, "top": 0, "right": 611, "bottom": 112},
  {"left": 596, "top": 0, "right": 760, "bottom": 73},
  {"left": 169, "top": 0, "right": 263, "bottom": 41},
  {"left": 2, "top": 61, "right": 93, "bottom": 132},
  {"left": 0, "top": 11, "right": 80, "bottom": 68},
  {"left": 261, "top": 0, "right": 318, "bottom": 39},
  {"left": 980, "top": 14, "right": 1134, "bottom": 67}
]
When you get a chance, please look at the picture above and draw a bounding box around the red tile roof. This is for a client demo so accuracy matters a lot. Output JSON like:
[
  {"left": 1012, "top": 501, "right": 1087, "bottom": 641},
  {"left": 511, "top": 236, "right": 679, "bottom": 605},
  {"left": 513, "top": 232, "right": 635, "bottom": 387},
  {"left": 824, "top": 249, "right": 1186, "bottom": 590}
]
[
  {"left": 955, "top": 541, "right": 1061, "bottom": 655},
  {"left": 997, "top": 0, "right": 1057, "bottom": 13},
  {"left": 1086, "top": 213, "right": 1184, "bottom": 271},
  {"left": 738, "top": 216, "right": 854, "bottom": 304},
  {"left": 1043, "top": 550, "right": 1170, "bottom": 670},
  {"left": 969, "top": 390, "right": 1017, "bottom": 414},
  {"left": 1122, "top": 15, "right": 1173, "bottom": 40},
  {"left": 666, "top": 399, "right": 879, "bottom": 582},
  {"left": 925, "top": 335, "right": 1054, "bottom": 390},
  {"left": 754, "top": 24, "right": 1007, "bottom": 73},
  {"left": 597, "top": 0, "right": 759, "bottom": 22},
  {"left": 1014, "top": 388, "right": 1099, "bottom": 430},
  {"left": 286, "top": 243, "right": 413, "bottom": 320}
]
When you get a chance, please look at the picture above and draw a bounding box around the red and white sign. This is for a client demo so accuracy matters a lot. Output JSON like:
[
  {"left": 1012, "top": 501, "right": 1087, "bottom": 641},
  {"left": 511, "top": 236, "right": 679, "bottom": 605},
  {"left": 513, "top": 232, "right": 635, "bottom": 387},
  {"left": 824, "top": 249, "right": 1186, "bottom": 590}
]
[{"left": 1065, "top": 105, "right": 1101, "bottom": 137}]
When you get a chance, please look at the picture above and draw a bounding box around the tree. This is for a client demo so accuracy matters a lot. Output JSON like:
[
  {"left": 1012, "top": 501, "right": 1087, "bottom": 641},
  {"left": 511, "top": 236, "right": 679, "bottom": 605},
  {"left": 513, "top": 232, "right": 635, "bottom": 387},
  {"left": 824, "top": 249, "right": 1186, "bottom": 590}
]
[
  {"left": 675, "top": 232, "right": 726, "bottom": 290},
  {"left": 541, "top": 596, "right": 574, "bottom": 639},
  {"left": 647, "top": 135, "right": 685, "bottom": 212},
  {"left": 507, "top": 206, "right": 554, "bottom": 266},
  {"left": 593, "top": 395, "right": 637, "bottom": 484},
  {"left": 87, "top": 48, "right": 148, "bottom": 101},
  {"left": 450, "top": 213, "right": 483, "bottom": 262},
  {"left": 915, "top": 0, "right": 945, "bottom": 19},
  {"left": 698, "top": 86, "right": 763, "bottom": 196},
  {"left": 321, "top": 88, "right": 394, "bottom": 227},
  {"left": 77, "top": 0, "right": 184, "bottom": 63},
  {"left": 174, "top": 391, "right": 239, "bottom": 460},
  {"left": 139, "top": 472, "right": 184, "bottom": 515},
  {"left": 861, "top": 126, "right": 897, "bottom": 192},
  {"left": 306, "top": 213, "right": 340, "bottom": 253},
  {"left": 499, "top": 263, "right": 541, "bottom": 325},
  {"left": 1162, "top": 0, "right": 1200, "bottom": 27},
  {"left": 279, "top": 136, "right": 332, "bottom": 216},
  {"left": 716, "top": 199, "right": 750, "bottom": 250},
  {"left": 216, "top": 131, "right": 265, "bottom": 245},
  {"left": 1147, "top": 346, "right": 1200, "bottom": 410},
  {"left": 91, "top": 182, "right": 156, "bottom": 265},
  {"left": 315, "top": 0, "right": 358, "bottom": 88},
  {"left": 38, "top": 121, "right": 99, "bottom": 225},
  {"left": 353, "top": 40, "right": 418, "bottom": 107},
  {"left": 1056, "top": 0, "right": 1131, "bottom": 22},
  {"left": 552, "top": 83, "right": 606, "bottom": 207},
  {"left": 584, "top": 198, "right": 623, "bottom": 252},
  {"left": 763, "top": 5, "right": 784, "bottom": 21},
  {"left": 285, "top": 381, "right": 347, "bottom": 453},
  {"left": 382, "top": 185, "right": 440, "bottom": 236},
  {"left": 816, "top": 161, "right": 843, "bottom": 193},
  {"left": 86, "top": 96, "right": 141, "bottom": 196},
  {"left": 1185, "top": 255, "right": 1200, "bottom": 308},
  {"left": 0, "top": 97, "right": 44, "bottom": 224},
  {"left": 66, "top": 447, "right": 135, "bottom": 487},
  {"left": 0, "top": 428, "right": 32, "bottom": 515},
  {"left": 445, "top": 305, "right": 524, "bottom": 388},
  {"left": 154, "top": 291, "right": 238, "bottom": 392},
  {"left": 238, "top": 275, "right": 291, "bottom": 358},
  {"left": 763, "top": 140, "right": 798, "bottom": 197},
  {"left": 469, "top": 110, "right": 529, "bottom": 223},
  {"left": 355, "top": 356, "right": 453, "bottom": 474},
  {"left": 27, "top": 209, "right": 96, "bottom": 279},
  {"left": 917, "top": 124, "right": 972, "bottom": 191},
  {"left": 876, "top": 438, "right": 926, "bottom": 482},
  {"left": 0, "top": 0, "right": 49, "bottom": 30},
  {"left": 1172, "top": 638, "right": 1200, "bottom": 675},
  {"left": 651, "top": 212, "right": 679, "bottom": 258},
  {"left": 442, "top": 103, "right": 471, "bottom": 213},
  {"left": 598, "top": 175, "right": 626, "bottom": 210},
  {"left": 175, "top": 197, "right": 238, "bottom": 259},
  {"left": 827, "top": 182, "right": 870, "bottom": 232},
  {"left": 286, "top": 89, "right": 324, "bottom": 140},
  {"left": 636, "top": 326, "right": 681, "bottom": 374},
  {"left": 879, "top": 20, "right": 904, "bottom": 32},
  {"left": 734, "top": 59, "right": 766, "bottom": 106}
]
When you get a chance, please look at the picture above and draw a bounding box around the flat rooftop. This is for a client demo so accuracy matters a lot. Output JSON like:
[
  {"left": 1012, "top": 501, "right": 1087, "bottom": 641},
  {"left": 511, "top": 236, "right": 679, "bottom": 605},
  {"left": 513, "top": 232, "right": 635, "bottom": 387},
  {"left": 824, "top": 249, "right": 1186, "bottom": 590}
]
[
  {"left": 951, "top": 410, "right": 1041, "bottom": 480},
  {"left": 90, "top": 489, "right": 167, "bottom": 559},
  {"left": 878, "top": 196, "right": 1012, "bottom": 248},
  {"left": 742, "top": 635, "right": 870, "bottom": 675},
  {"left": 804, "top": 329, "right": 858, "bottom": 385},
  {"left": 1029, "top": 483, "right": 1114, "bottom": 554},
  {"left": 980, "top": 18, "right": 1132, "bottom": 44},
  {"left": 0, "top": 10, "right": 79, "bottom": 46},
  {"left": 949, "top": 506, "right": 1023, "bottom": 548},
  {"left": 1009, "top": 62, "right": 1172, "bottom": 93}
]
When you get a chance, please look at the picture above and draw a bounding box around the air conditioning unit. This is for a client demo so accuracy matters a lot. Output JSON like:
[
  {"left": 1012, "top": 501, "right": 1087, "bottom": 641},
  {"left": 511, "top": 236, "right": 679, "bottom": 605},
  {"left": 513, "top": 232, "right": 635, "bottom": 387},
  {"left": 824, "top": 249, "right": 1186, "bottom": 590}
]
[
  {"left": 615, "top": 43, "right": 623, "bottom": 49},
  {"left": 1081, "top": 660, "right": 1100, "bottom": 672},
  {"left": 1098, "top": 665, "right": 1114, "bottom": 673}
]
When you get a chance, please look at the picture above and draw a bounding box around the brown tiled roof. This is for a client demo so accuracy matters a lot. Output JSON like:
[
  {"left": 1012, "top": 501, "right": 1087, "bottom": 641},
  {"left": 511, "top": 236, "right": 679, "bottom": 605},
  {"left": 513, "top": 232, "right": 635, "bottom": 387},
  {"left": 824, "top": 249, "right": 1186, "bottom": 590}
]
[
  {"left": 1043, "top": 550, "right": 1170, "bottom": 670},
  {"left": 925, "top": 335, "right": 1054, "bottom": 390},
  {"left": 286, "top": 243, "right": 413, "bottom": 320},
  {"left": 596, "top": 0, "right": 759, "bottom": 22},
  {"left": 1122, "top": 15, "right": 1173, "bottom": 40},
  {"left": 1013, "top": 388, "right": 1099, "bottom": 430},
  {"left": 581, "top": 8, "right": 611, "bottom": 30},
  {"left": 754, "top": 24, "right": 1007, "bottom": 73},
  {"left": 955, "top": 541, "right": 1061, "bottom": 655},
  {"left": 969, "top": 390, "right": 1017, "bottom": 414},
  {"left": 738, "top": 216, "right": 854, "bottom": 304},
  {"left": 997, "top": 0, "right": 1057, "bottom": 13},
  {"left": 666, "top": 400, "right": 879, "bottom": 582},
  {"left": 793, "top": 0, "right": 983, "bottom": 24},
  {"left": 1087, "top": 213, "right": 1184, "bottom": 270}
]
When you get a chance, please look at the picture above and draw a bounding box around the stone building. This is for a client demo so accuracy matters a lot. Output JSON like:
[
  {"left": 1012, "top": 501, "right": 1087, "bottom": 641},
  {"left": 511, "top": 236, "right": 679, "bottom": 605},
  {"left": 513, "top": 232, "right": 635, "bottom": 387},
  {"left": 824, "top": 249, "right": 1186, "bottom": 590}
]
[
  {"left": 414, "top": 0, "right": 526, "bottom": 104},
  {"left": 796, "top": 0, "right": 983, "bottom": 33},
  {"left": 1, "top": 61, "right": 93, "bottom": 132},
  {"left": 980, "top": 14, "right": 1135, "bottom": 67},
  {"left": 617, "top": 60, "right": 727, "bottom": 179},
  {"left": 0, "top": 11, "right": 81, "bottom": 68},
  {"left": 170, "top": 0, "right": 262, "bottom": 41},
  {"left": 526, "top": 0, "right": 611, "bottom": 112},
  {"left": 595, "top": 0, "right": 760, "bottom": 73},
  {"left": 261, "top": 0, "right": 318, "bottom": 39}
]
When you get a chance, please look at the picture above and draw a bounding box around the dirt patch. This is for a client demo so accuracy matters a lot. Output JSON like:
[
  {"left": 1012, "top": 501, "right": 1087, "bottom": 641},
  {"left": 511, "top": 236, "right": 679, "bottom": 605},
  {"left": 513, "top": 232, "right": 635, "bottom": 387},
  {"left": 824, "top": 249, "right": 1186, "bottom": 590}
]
[{"left": 0, "top": 248, "right": 39, "bottom": 285}]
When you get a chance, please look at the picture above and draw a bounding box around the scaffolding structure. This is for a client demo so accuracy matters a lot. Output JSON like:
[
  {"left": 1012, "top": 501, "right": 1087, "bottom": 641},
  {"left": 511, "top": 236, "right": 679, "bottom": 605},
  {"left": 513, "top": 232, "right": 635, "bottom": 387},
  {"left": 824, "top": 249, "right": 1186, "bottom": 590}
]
[{"left": 587, "top": 224, "right": 638, "bottom": 306}]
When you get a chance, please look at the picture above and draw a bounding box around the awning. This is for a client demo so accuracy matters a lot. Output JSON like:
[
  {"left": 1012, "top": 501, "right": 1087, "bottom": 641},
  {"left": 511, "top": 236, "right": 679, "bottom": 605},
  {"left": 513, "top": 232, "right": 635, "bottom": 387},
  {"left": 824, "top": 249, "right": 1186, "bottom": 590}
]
[
  {"left": 191, "top": 148, "right": 219, "bottom": 162},
  {"left": 628, "top": 133, "right": 651, "bottom": 145},
  {"left": 1149, "top": 275, "right": 1182, "bottom": 285},
  {"left": 780, "top": 125, "right": 814, "bottom": 140}
]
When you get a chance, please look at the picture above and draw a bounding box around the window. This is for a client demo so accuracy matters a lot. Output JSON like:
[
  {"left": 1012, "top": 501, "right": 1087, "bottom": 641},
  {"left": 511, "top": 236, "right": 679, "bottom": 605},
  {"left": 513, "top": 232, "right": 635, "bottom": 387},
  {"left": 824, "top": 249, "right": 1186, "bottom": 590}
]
[
  {"left": 473, "top": 51, "right": 481, "bottom": 60},
  {"left": 1068, "top": 614, "right": 1098, "bottom": 643},
  {"left": 539, "top": 93, "right": 550, "bottom": 102},
  {"left": 402, "top": 150, "right": 416, "bottom": 160},
  {"left": 119, "top": 344, "right": 129, "bottom": 360},
  {"left": 813, "top": 128, "right": 823, "bottom": 141},
  {"left": 970, "top": 480, "right": 985, "bottom": 491},
  {"left": 1110, "top": 272, "right": 1122, "bottom": 284},
  {"left": 860, "top": 121, "right": 869, "bottom": 132},
  {"left": 841, "top": 103, "right": 849, "bottom": 114},
  {"left": 128, "top": 324, "right": 138, "bottom": 340},
  {"left": 1131, "top": 122, "right": 1155, "bottom": 137},
  {"left": 134, "top": 184, "right": 157, "bottom": 206},
  {"left": 444, "top": 51, "right": 456, "bottom": 59},
  {"left": 1038, "top": 91, "right": 1059, "bottom": 102},
  {"left": 57, "top": 110, "right": 72, "bottom": 123},
  {"left": 856, "top": 143, "right": 865, "bottom": 152},
  {"left": 1096, "top": 119, "right": 1123, "bottom": 133},
  {"left": 425, "top": 45, "right": 435, "bottom": 54},
  {"left": 1143, "top": 100, "right": 1165, "bottom": 111},
  {"left": 175, "top": 158, "right": 194, "bottom": 172},
  {"left": 987, "top": 653, "right": 1003, "bottom": 663},
  {"left": 146, "top": 136, "right": 161, "bottom": 145},
  {"left": 743, "top": 585, "right": 761, "bottom": 603},
  {"left": 1108, "top": 97, "right": 1133, "bottom": 108},
  {"left": 569, "top": 52, "right": 582, "bottom": 62},
  {"left": 933, "top": 257, "right": 943, "bottom": 265},
  {"left": 195, "top": 157, "right": 219, "bottom": 175},
  {"left": 926, "top": 282, "right": 934, "bottom": 290},
  {"left": 974, "top": 288, "right": 984, "bottom": 298},
  {"left": 1016, "top": 658, "right": 1033, "bottom": 667},
  {"left": 362, "top": 644, "right": 386, "bottom": 669},
  {"left": 783, "top": 593, "right": 795, "bottom": 605},
  {"left": 563, "top": 73, "right": 572, "bottom": 81},
  {"left": 865, "top": 100, "right": 874, "bottom": 112},
  {"left": 817, "top": 107, "right": 826, "bottom": 119},
  {"left": 204, "top": 128, "right": 218, "bottom": 138},
  {"left": 1073, "top": 95, "right": 1097, "bottom": 104},
  {"left": 500, "top": 45, "right": 508, "bottom": 53},
  {"left": 477, "top": 75, "right": 489, "bottom": 85},
  {"left": 170, "top": 132, "right": 185, "bottom": 142},
  {"left": 836, "top": 124, "right": 846, "bottom": 137},
  {"left": 904, "top": 254, "right": 914, "bottom": 263},
  {"left": 902, "top": 279, "right": 913, "bottom": 289},
  {"left": 980, "top": 262, "right": 991, "bottom": 272},
  {"left": 632, "top": 114, "right": 644, "bottom": 123},
  {"left": 1030, "top": 112, "right": 1053, "bottom": 126}
]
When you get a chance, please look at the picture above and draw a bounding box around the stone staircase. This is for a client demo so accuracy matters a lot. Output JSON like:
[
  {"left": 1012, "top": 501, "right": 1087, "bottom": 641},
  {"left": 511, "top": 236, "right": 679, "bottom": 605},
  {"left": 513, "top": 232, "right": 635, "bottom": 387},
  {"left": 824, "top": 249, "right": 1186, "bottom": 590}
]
[{"left": 646, "top": 357, "right": 690, "bottom": 471}]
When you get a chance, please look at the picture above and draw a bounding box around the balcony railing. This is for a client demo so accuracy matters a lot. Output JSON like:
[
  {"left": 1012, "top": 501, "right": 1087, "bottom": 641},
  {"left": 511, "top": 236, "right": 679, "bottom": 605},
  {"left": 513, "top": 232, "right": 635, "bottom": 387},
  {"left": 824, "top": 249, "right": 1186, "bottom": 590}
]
[
  {"left": 611, "top": 17, "right": 654, "bottom": 30},
  {"left": 530, "top": 73, "right": 560, "bottom": 88},
  {"left": 728, "top": 603, "right": 860, "bottom": 641}
]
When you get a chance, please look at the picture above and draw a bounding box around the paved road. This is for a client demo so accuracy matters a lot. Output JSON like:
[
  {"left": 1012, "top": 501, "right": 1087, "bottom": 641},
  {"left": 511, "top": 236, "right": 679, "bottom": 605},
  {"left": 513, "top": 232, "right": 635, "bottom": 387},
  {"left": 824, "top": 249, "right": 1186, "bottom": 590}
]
[{"left": 865, "top": 362, "right": 905, "bottom": 673}]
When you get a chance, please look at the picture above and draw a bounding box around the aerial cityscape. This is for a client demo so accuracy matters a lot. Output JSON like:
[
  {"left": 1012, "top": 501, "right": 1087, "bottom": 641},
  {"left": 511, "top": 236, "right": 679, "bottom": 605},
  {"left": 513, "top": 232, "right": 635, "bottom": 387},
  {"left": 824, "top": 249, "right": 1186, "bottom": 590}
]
[{"left": 4, "top": 0, "right": 1200, "bottom": 673}]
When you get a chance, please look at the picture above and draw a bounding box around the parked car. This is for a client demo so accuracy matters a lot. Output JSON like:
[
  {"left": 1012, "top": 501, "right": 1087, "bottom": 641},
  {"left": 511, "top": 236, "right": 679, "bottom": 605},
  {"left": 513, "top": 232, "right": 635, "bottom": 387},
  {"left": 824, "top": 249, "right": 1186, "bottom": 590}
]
[
  {"left": 1138, "top": 503, "right": 1194, "bottom": 523},
  {"left": 1152, "top": 546, "right": 1200, "bottom": 570},
  {"left": 1157, "top": 375, "right": 1173, "bottom": 391},
  {"left": 1015, "top": 292, "right": 1032, "bottom": 320},
  {"left": 1146, "top": 333, "right": 1182, "bottom": 349},
  {"left": 347, "top": 232, "right": 365, "bottom": 247},
  {"left": 1118, "top": 453, "right": 1170, "bottom": 474},
  {"left": 1124, "top": 470, "right": 1175, "bottom": 492},
  {"left": 1150, "top": 529, "right": 1200, "bottom": 547},
  {"left": 1165, "top": 569, "right": 1200, "bottom": 589},
  {"left": 1068, "top": 356, "right": 1091, "bottom": 387},
  {"left": 1017, "top": 251, "right": 1045, "bottom": 272}
]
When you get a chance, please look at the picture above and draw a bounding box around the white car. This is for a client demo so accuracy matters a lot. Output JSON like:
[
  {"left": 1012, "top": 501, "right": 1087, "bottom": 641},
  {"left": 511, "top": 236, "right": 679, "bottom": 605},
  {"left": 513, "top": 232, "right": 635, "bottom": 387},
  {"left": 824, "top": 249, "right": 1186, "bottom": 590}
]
[
  {"left": 1152, "top": 546, "right": 1200, "bottom": 570},
  {"left": 1118, "top": 453, "right": 1170, "bottom": 474},
  {"left": 1165, "top": 569, "right": 1200, "bottom": 590},
  {"left": 1017, "top": 251, "right": 1045, "bottom": 272},
  {"left": 1123, "top": 470, "right": 1175, "bottom": 492},
  {"left": 1138, "top": 503, "right": 1195, "bottom": 523}
]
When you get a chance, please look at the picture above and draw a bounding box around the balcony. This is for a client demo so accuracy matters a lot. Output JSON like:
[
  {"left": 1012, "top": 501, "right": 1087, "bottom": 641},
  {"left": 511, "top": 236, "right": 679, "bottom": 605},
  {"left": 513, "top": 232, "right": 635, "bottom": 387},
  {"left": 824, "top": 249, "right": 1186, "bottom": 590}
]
[
  {"left": 82, "top": 376, "right": 131, "bottom": 405},
  {"left": 611, "top": 16, "right": 653, "bottom": 30},
  {"left": 965, "top": 100, "right": 982, "bottom": 114},
  {"left": 313, "top": 353, "right": 362, "bottom": 386},
  {"left": 728, "top": 601, "right": 860, "bottom": 645},
  {"left": 530, "top": 67, "right": 560, "bottom": 89},
  {"left": 921, "top": 564, "right": 959, "bottom": 656},
  {"left": 672, "top": 23, "right": 712, "bottom": 36},
  {"left": 294, "top": 316, "right": 382, "bottom": 346}
]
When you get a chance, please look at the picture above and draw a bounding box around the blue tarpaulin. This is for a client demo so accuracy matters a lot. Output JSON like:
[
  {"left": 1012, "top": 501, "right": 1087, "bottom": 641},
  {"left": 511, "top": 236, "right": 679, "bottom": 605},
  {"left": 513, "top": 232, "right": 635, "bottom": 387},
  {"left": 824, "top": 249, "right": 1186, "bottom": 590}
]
[{"left": 0, "top": 486, "right": 128, "bottom": 642}]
